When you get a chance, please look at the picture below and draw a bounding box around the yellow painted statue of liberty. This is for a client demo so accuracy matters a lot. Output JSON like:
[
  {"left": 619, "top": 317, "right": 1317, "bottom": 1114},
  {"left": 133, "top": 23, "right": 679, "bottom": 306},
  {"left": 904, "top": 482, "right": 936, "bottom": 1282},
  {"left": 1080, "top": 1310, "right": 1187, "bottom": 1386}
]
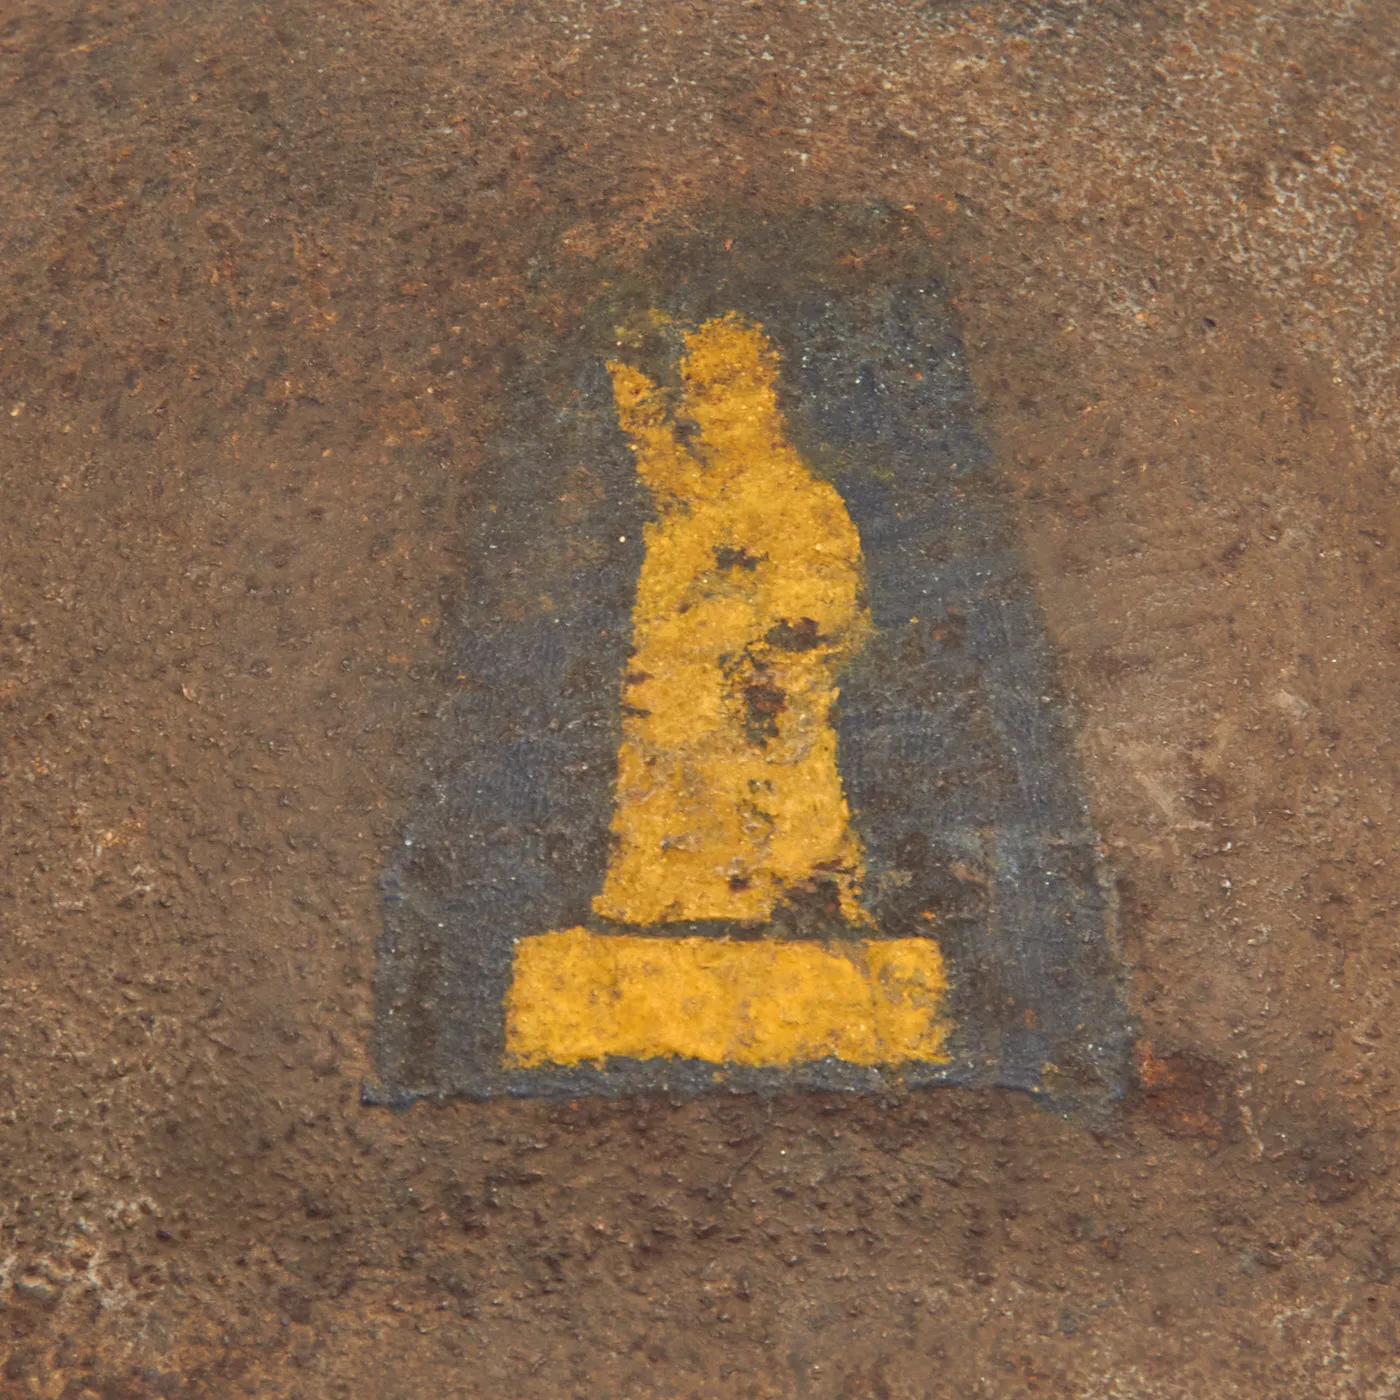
[
  {"left": 504, "top": 313, "right": 949, "bottom": 1070},
  {"left": 596, "top": 313, "right": 872, "bottom": 928}
]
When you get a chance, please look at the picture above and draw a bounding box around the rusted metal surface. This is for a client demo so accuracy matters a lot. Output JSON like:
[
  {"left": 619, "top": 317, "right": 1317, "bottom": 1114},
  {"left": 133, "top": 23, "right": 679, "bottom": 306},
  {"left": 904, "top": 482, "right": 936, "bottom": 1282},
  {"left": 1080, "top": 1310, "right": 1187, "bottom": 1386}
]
[{"left": 3, "top": 0, "right": 1399, "bottom": 1394}]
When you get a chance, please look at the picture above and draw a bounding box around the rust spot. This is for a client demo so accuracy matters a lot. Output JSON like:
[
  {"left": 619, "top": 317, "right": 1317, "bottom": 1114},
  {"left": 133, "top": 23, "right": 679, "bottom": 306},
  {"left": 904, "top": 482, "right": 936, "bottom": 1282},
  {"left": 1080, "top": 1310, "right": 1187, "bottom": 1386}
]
[
  {"left": 1133, "top": 1038, "right": 1232, "bottom": 1139},
  {"left": 742, "top": 669, "right": 788, "bottom": 742},
  {"left": 765, "top": 616, "right": 826, "bottom": 651},
  {"left": 713, "top": 543, "right": 764, "bottom": 572}
]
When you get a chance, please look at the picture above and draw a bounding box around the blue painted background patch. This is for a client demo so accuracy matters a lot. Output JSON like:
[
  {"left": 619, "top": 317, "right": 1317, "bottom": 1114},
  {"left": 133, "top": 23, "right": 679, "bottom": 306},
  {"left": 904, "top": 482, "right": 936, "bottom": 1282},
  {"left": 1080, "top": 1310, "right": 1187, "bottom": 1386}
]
[{"left": 370, "top": 205, "right": 1131, "bottom": 1112}]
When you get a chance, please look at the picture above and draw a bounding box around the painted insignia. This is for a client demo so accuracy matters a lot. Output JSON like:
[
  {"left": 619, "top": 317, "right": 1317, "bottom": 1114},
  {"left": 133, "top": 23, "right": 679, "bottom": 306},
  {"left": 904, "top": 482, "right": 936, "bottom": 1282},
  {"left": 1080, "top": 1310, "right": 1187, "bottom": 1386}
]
[{"left": 371, "top": 206, "right": 1129, "bottom": 1112}]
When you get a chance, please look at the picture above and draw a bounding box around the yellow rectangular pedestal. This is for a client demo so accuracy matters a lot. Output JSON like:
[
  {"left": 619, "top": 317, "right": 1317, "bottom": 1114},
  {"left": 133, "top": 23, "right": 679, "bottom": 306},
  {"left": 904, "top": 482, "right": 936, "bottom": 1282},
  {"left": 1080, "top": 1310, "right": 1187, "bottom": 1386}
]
[{"left": 504, "top": 928, "right": 950, "bottom": 1069}]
